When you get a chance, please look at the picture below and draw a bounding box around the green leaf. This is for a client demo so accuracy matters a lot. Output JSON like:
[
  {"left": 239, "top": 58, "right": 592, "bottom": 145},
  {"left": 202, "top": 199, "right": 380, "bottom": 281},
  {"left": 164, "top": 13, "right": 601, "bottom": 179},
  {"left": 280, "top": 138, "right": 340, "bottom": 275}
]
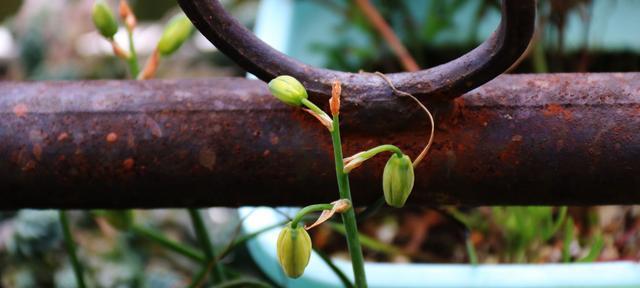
[{"left": 562, "top": 217, "right": 575, "bottom": 263}]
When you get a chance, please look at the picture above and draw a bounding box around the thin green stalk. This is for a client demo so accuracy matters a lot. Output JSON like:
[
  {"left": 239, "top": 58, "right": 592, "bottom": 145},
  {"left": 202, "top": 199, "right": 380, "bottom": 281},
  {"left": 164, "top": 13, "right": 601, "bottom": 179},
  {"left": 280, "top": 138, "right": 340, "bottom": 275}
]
[
  {"left": 465, "top": 236, "right": 478, "bottom": 265},
  {"left": 562, "top": 217, "right": 575, "bottom": 263},
  {"left": 188, "top": 209, "right": 225, "bottom": 284},
  {"left": 131, "top": 224, "right": 205, "bottom": 262},
  {"left": 330, "top": 115, "right": 367, "bottom": 288},
  {"left": 291, "top": 203, "right": 334, "bottom": 228},
  {"left": 59, "top": 211, "right": 87, "bottom": 288},
  {"left": 126, "top": 27, "right": 140, "bottom": 77},
  {"left": 301, "top": 99, "right": 326, "bottom": 117}
]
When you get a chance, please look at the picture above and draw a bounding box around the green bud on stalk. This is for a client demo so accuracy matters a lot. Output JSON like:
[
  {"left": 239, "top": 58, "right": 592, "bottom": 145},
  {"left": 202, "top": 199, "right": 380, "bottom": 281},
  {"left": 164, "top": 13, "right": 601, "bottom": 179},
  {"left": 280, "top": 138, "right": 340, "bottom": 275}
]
[
  {"left": 92, "top": 1, "right": 119, "bottom": 39},
  {"left": 277, "top": 222, "right": 312, "bottom": 278},
  {"left": 268, "top": 75, "right": 308, "bottom": 106},
  {"left": 157, "top": 14, "right": 194, "bottom": 56},
  {"left": 382, "top": 153, "right": 415, "bottom": 207}
]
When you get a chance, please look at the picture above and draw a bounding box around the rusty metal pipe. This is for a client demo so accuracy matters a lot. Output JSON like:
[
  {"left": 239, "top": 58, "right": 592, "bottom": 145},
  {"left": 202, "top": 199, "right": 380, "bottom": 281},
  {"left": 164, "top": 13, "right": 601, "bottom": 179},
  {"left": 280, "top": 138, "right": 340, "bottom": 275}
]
[{"left": 0, "top": 73, "right": 639, "bottom": 208}]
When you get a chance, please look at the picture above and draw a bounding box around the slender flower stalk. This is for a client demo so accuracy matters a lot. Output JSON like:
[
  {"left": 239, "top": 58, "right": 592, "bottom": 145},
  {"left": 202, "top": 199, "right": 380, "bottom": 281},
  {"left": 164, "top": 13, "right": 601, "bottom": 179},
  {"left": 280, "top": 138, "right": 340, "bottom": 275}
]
[
  {"left": 330, "top": 113, "right": 368, "bottom": 287},
  {"left": 290, "top": 203, "right": 334, "bottom": 228},
  {"left": 59, "top": 211, "right": 87, "bottom": 288},
  {"left": 268, "top": 77, "right": 367, "bottom": 286},
  {"left": 119, "top": 0, "right": 139, "bottom": 76},
  {"left": 343, "top": 144, "right": 403, "bottom": 173},
  {"left": 328, "top": 80, "right": 367, "bottom": 287}
]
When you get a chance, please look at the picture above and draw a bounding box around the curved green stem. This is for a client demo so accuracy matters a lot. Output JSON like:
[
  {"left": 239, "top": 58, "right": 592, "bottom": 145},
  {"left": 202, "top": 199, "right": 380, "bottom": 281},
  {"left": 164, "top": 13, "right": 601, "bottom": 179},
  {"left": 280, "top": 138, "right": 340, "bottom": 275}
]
[
  {"left": 301, "top": 98, "right": 327, "bottom": 117},
  {"left": 330, "top": 115, "right": 367, "bottom": 288},
  {"left": 361, "top": 144, "right": 403, "bottom": 158},
  {"left": 290, "top": 203, "right": 334, "bottom": 228},
  {"left": 59, "top": 211, "right": 87, "bottom": 288},
  {"left": 131, "top": 224, "right": 205, "bottom": 262},
  {"left": 188, "top": 209, "right": 226, "bottom": 284}
]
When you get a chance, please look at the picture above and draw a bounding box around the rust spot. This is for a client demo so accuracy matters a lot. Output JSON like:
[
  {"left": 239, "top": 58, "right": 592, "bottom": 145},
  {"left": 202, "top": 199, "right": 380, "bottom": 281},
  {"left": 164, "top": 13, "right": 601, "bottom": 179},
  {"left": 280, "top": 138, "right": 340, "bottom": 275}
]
[
  {"left": 127, "top": 133, "right": 135, "bottom": 148},
  {"left": 32, "top": 144, "right": 42, "bottom": 161},
  {"left": 106, "top": 132, "right": 118, "bottom": 143},
  {"left": 199, "top": 147, "right": 216, "bottom": 170},
  {"left": 146, "top": 117, "right": 163, "bottom": 138},
  {"left": 499, "top": 140, "right": 521, "bottom": 165},
  {"left": 123, "top": 158, "right": 135, "bottom": 170},
  {"left": 57, "top": 132, "right": 69, "bottom": 142},
  {"left": 543, "top": 104, "right": 572, "bottom": 120},
  {"left": 269, "top": 134, "right": 279, "bottom": 145},
  {"left": 22, "top": 160, "right": 36, "bottom": 171},
  {"left": 13, "top": 104, "right": 28, "bottom": 117}
]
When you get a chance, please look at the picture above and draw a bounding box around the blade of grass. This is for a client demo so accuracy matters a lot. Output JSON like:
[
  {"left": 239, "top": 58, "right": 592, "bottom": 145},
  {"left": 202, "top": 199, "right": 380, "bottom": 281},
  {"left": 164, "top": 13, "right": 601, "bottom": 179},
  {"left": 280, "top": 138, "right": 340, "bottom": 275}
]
[
  {"left": 543, "top": 206, "right": 567, "bottom": 241},
  {"left": 59, "top": 211, "right": 87, "bottom": 288},
  {"left": 356, "top": 196, "right": 386, "bottom": 222},
  {"left": 314, "top": 248, "right": 354, "bottom": 288},
  {"left": 131, "top": 224, "right": 205, "bottom": 262},
  {"left": 562, "top": 217, "right": 575, "bottom": 263},
  {"left": 188, "top": 209, "right": 225, "bottom": 283},
  {"left": 577, "top": 233, "right": 604, "bottom": 263},
  {"left": 328, "top": 222, "right": 405, "bottom": 257},
  {"left": 465, "top": 236, "right": 479, "bottom": 265}
]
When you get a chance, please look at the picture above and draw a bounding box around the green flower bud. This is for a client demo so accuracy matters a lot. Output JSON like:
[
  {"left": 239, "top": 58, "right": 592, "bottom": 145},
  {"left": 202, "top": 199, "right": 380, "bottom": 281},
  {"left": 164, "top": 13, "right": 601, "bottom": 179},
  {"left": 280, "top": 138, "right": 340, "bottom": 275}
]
[
  {"left": 92, "top": 1, "right": 119, "bottom": 39},
  {"left": 268, "top": 75, "right": 308, "bottom": 106},
  {"left": 382, "top": 153, "right": 414, "bottom": 208},
  {"left": 277, "top": 222, "right": 312, "bottom": 278},
  {"left": 157, "top": 14, "right": 194, "bottom": 56}
]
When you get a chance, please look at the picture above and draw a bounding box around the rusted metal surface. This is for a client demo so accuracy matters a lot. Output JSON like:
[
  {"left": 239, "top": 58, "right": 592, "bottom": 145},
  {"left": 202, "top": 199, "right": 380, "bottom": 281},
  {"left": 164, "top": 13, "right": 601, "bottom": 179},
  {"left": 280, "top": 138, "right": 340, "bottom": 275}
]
[
  {"left": 178, "top": 0, "right": 535, "bottom": 101},
  {"left": 1, "top": 73, "right": 640, "bottom": 208}
]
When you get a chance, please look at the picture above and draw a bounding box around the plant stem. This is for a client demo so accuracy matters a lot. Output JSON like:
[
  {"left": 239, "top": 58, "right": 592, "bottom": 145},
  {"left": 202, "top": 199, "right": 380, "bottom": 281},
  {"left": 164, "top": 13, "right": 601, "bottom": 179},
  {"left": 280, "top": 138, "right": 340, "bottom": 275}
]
[
  {"left": 291, "top": 203, "right": 334, "bottom": 228},
  {"left": 131, "top": 224, "right": 205, "bottom": 262},
  {"left": 361, "top": 144, "right": 403, "bottom": 157},
  {"left": 126, "top": 27, "right": 140, "bottom": 77},
  {"left": 330, "top": 115, "right": 367, "bottom": 288},
  {"left": 301, "top": 99, "right": 327, "bottom": 117},
  {"left": 188, "top": 209, "right": 226, "bottom": 284},
  {"left": 465, "top": 236, "right": 479, "bottom": 265},
  {"left": 58, "top": 211, "right": 86, "bottom": 288}
]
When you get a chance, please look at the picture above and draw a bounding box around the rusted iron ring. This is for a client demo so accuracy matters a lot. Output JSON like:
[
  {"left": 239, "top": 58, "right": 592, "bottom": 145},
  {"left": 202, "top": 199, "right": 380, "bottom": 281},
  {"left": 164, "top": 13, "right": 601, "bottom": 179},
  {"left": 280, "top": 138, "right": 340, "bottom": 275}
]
[{"left": 178, "top": 0, "right": 535, "bottom": 101}]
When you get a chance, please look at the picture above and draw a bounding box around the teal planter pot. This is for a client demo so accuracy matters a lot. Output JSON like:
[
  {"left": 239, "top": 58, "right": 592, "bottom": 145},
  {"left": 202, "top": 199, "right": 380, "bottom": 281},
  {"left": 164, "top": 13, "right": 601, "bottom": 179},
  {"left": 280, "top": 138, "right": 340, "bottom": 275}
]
[
  {"left": 240, "top": 207, "right": 640, "bottom": 288},
  {"left": 241, "top": 1, "right": 640, "bottom": 287}
]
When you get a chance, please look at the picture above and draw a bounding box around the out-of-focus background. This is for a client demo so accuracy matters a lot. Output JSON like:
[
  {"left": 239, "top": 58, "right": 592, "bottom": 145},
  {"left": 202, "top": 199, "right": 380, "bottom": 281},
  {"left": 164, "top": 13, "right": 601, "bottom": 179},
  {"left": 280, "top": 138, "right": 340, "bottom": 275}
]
[{"left": 1, "top": 0, "right": 639, "bottom": 287}]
